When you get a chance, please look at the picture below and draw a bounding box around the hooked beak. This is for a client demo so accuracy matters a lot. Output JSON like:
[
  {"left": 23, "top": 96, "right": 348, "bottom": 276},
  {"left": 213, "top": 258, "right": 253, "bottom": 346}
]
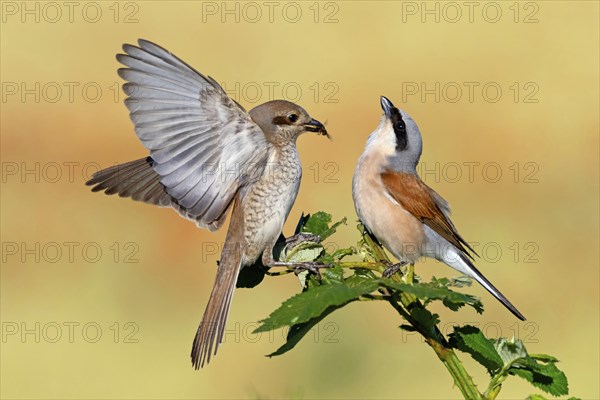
[
  {"left": 380, "top": 95, "right": 395, "bottom": 118},
  {"left": 303, "top": 118, "right": 330, "bottom": 139}
]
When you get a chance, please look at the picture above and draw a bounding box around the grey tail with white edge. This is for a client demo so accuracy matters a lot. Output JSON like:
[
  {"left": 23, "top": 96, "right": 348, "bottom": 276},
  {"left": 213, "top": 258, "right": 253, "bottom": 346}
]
[{"left": 446, "top": 247, "right": 526, "bottom": 321}]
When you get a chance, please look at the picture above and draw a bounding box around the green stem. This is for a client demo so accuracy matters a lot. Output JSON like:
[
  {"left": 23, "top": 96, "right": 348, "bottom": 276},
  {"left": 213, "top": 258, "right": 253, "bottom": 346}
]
[
  {"left": 358, "top": 226, "right": 483, "bottom": 400},
  {"left": 483, "top": 369, "right": 508, "bottom": 400},
  {"left": 280, "top": 225, "right": 484, "bottom": 399},
  {"left": 436, "top": 341, "right": 483, "bottom": 400},
  {"left": 483, "top": 358, "right": 525, "bottom": 400},
  {"left": 336, "top": 261, "right": 387, "bottom": 273}
]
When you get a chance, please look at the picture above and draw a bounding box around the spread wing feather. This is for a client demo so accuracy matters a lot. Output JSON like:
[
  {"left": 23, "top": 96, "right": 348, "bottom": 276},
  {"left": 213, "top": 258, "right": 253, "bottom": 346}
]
[{"left": 115, "top": 39, "right": 269, "bottom": 229}]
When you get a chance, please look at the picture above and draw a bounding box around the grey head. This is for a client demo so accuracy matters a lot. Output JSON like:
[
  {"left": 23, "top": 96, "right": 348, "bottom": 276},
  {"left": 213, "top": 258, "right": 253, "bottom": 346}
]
[
  {"left": 249, "top": 100, "right": 329, "bottom": 145},
  {"left": 379, "top": 96, "right": 423, "bottom": 172}
]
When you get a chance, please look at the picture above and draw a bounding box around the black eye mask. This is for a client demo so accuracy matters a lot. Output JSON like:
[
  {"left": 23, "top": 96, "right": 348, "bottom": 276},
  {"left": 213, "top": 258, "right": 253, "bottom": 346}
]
[{"left": 390, "top": 108, "right": 407, "bottom": 151}]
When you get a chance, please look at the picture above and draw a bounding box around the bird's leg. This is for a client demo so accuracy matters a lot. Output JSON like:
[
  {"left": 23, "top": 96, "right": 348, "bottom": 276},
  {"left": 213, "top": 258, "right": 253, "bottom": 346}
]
[
  {"left": 262, "top": 242, "right": 333, "bottom": 279},
  {"left": 267, "top": 261, "right": 333, "bottom": 279},
  {"left": 261, "top": 255, "right": 332, "bottom": 278},
  {"left": 260, "top": 243, "right": 292, "bottom": 276},
  {"left": 382, "top": 260, "right": 408, "bottom": 279},
  {"left": 281, "top": 232, "right": 331, "bottom": 277},
  {"left": 263, "top": 267, "right": 293, "bottom": 277}
]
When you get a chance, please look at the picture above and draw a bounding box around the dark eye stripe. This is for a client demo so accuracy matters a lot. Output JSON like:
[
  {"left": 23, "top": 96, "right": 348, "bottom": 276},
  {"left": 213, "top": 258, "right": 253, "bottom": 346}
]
[
  {"left": 272, "top": 116, "right": 292, "bottom": 125},
  {"left": 390, "top": 108, "right": 407, "bottom": 151}
]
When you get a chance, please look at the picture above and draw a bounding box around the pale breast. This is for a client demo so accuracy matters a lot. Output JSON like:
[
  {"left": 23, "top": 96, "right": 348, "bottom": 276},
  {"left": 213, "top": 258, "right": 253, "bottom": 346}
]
[
  {"left": 353, "top": 151, "right": 425, "bottom": 263},
  {"left": 242, "top": 145, "right": 302, "bottom": 263}
]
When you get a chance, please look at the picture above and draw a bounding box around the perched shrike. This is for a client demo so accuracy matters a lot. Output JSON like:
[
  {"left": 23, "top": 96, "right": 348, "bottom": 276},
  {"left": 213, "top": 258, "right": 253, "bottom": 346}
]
[
  {"left": 86, "top": 39, "right": 329, "bottom": 368},
  {"left": 352, "top": 96, "right": 525, "bottom": 321}
]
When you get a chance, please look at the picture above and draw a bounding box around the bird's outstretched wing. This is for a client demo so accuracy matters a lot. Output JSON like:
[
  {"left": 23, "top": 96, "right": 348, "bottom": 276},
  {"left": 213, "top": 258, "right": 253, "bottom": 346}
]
[
  {"left": 115, "top": 39, "right": 269, "bottom": 229},
  {"left": 380, "top": 170, "right": 478, "bottom": 258},
  {"left": 87, "top": 157, "right": 171, "bottom": 206},
  {"left": 86, "top": 156, "right": 237, "bottom": 231}
]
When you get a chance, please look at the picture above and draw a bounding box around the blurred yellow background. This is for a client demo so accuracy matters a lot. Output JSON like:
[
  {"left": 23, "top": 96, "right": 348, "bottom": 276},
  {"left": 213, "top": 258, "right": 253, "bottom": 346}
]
[{"left": 1, "top": 1, "right": 598, "bottom": 399}]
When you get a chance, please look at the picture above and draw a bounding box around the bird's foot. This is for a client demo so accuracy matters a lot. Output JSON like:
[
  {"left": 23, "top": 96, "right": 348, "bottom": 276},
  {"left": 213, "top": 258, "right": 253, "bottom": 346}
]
[
  {"left": 294, "top": 261, "right": 333, "bottom": 279},
  {"left": 382, "top": 261, "right": 408, "bottom": 279},
  {"left": 270, "top": 261, "right": 332, "bottom": 279},
  {"left": 284, "top": 233, "right": 322, "bottom": 248}
]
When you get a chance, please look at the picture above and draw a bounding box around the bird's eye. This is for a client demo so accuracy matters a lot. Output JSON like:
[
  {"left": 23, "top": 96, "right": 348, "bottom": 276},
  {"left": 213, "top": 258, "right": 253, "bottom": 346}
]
[
  {"left": 395, "top": 122, "right": 406, "bottom": 132},
  {"left": 288, "top": 114, "right": 299, "bottom": 123}
]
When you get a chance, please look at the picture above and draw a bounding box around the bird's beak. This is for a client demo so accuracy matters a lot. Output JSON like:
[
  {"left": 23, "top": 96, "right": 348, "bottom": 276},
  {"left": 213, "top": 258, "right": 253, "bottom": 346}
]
[
  {"left": 380, "top": 95, "right": 395, "bottom": 118},
  {"left": 304, "top": 119, "right": 330, "bottom": 139}
]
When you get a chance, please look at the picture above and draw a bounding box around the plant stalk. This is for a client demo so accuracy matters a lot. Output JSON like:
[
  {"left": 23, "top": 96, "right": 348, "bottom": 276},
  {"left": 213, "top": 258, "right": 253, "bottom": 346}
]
[{"left": 353, "top": 228, "right": 484, "bottom": 400}]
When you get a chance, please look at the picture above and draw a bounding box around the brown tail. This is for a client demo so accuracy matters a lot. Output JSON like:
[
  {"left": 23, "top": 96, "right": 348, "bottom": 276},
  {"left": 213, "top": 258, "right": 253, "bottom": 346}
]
[
  {"left": 191, "top": 243, "right": 242, "bottom": 369},
  {"left": 85, "top": 157, "right": 172, "bottom": 207}
]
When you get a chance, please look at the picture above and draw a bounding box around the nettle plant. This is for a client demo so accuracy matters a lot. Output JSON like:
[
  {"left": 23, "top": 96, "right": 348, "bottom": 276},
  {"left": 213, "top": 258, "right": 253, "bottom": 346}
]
[{"left": 238, "top": 212, "right": 576, "bottom": 400}]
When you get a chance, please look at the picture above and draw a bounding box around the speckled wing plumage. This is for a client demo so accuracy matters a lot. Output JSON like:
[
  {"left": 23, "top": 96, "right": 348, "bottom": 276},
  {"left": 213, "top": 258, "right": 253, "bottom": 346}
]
[{"left": 113, "top": 39, "right": 269, "bottom": 230}]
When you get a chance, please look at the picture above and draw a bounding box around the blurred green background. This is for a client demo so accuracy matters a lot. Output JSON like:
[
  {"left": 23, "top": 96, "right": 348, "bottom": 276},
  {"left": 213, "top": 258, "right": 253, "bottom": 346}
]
[{"left": 1, "top": 1, "right": 598, "bottom": 399}]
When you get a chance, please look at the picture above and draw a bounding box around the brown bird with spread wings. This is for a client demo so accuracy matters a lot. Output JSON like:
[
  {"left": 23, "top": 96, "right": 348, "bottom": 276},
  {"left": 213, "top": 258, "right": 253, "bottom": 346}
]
[
  {"left": 86, "top": 39, "right": 329, "bottom": 368},
  {"left": 352, "top": 96, "right": 525, "bottom": 320}
]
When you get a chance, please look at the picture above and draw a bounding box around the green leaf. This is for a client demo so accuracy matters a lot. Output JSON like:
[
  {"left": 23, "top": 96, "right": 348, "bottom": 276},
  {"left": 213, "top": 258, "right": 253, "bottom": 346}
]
[
  {"left": 300, "top": 212, "right": 347, "bottom": 241},
  {"left": 320, "top": 263, "right": 345, "bottom": 285},
  {"left": 324, "top": 217, "right": 347, "bottom": 240},
  {"left": 380, "top": 279, "right": 484, "bottom": 313},
  {"left": 399, "top": 324, "right": 416, "bottom": 332},
  {"left": 307, "top": 253, "right": 345, "bottom": 285},
  {"left": 296, "top": 269, "right": 311, "bottom": 289},
  {"left": 265, "top": 269, "right": 376, "bottom": 356},
  {"left": 345, "top": 273, "right": 379, "bottom": 291},
  {"left": 352, "top": 267, "right": 377, "bottom": 280},
  {"left": 267, "top": 307, "right": 337, "bottom": 357},
  {"left": 510, "top": 358, "right": 569, "bottom": 396},
  {"left": 300, "top": 211, "right": 332, "bottom": 236},
  {"left": 409, "top": 307, "right": 440, "bottom": 337},
  {"left": 430, "top": 275, "right": 473, "bottom": 288},
  {"left": 332, "top": 247, "right": 355, "bottom": 260},
  {"left": 281, "top": 241, "right": 324, "bottom": 263},
  {"left": 494, "top": 337, "right": 529, "bottom": 366},
  {"left": 530, "top": 354, "right": 559, "bottom": 363},
  {"left": 526, "top": 395, "right": 548, "bottom": 400},
  {"left": 449, "top": 276, "right": 473, "bottom": 287},
  {"left": 449, "top": 325, "right": 503, "bottom": 373},
  {"left": 255, "top": 275, "right": 378, "bottom": 333}
]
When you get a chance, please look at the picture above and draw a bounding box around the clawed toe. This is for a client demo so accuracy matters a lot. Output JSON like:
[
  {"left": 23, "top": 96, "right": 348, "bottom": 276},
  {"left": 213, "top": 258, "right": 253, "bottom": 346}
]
[
  {"left": 293, "top": 262, "right": 332, "bottom": 279},
  {"left": 383, "top": 261, "right": 407, "bottom": 278},
  {"left": 268, "top": 261, "right": 332, "bottom": 279}
]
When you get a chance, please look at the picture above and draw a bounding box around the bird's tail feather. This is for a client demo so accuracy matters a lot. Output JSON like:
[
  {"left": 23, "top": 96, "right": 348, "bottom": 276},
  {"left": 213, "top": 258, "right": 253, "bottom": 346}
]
[
  {"left": 191, "top": 245, "right": 242, "bottom": 369},
  {"left": 447, "top": 249, "right": 525, "bottom": 321}
]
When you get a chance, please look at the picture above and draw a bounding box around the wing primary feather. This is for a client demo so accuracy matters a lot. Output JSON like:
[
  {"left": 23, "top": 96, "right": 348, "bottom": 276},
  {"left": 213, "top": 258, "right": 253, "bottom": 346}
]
[
  {"left": 136, "top": 39, "right": 226, "bottom": 94},
  {"left": 109, "top": 39, "right": 270, "bottom": 227}
]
